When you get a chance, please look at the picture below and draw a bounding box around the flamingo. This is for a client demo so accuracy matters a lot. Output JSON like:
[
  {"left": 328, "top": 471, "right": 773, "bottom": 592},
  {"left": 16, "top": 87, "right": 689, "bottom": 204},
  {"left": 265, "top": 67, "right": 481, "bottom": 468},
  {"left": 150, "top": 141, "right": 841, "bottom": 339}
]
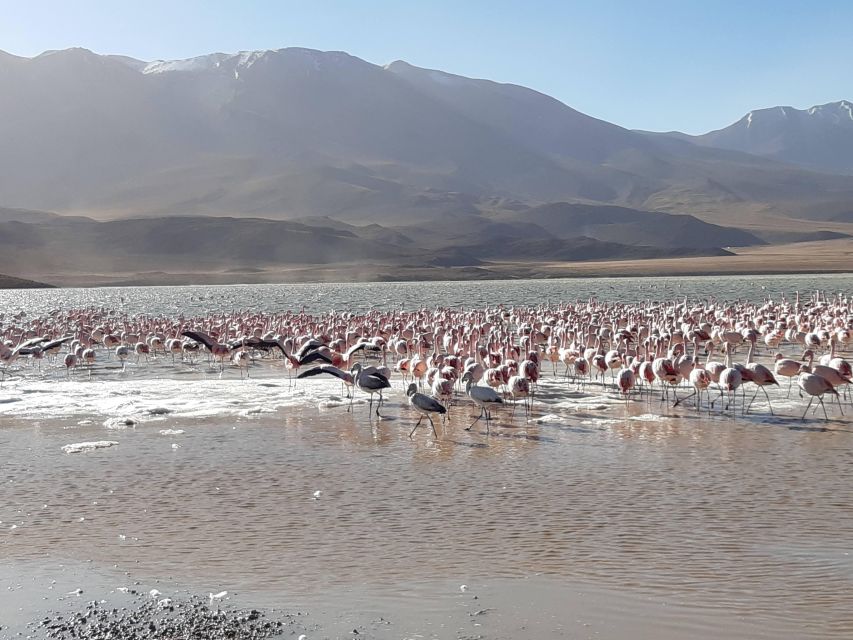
[
  {"left": 802, "top": 350, "right": 848, "bottom": 414},
  {"left": 406, "top": 383, "right": 446, "bottom": 438},
  {"left": 744, "top": 362, "right": 779, "bottom": 415},
  {"left": 652, "top": 354, "right": 680, "bottom": 403},
  {"left": 134, "top": 341, "right": 151, "bottom": 364},
  {"left": 461, "top": 370, "right": 504, "bottom": 433},
  {"left": 430, "top": 375, "right": 454, "bottom": 418},
  {"left": 63, "top": 352, "right": 77, "bottom": 377},
  {"left": 232, "top": 350, "right": 251, "bottom": 378},
  {"left": 574, "top": 357, "right": 590, "bottom": 390},
  {"left": 797, "top": 370, "right": 839, "bottom": 421},
  {"left": 717, "top": 344, "right": 743, "bottom": 415},
  {"left": 351, "top": 362, "right": 392, "bottom": 417},
  {"left": 166, "top": 338, "right": 184, "bottom": 363},
  {"left": 616, "top": 366, "right": 636, "bottom": 403},
  {"left": 297, "top": 365, "right": 355, "bottom": 404},
  {"left": 773, "top": 353, "right": 801, "bottom": 398},
  {"left": 742, "top": 336, "right": 778, "bottom": 414},
  {"left": 674, "top": 367, "right": 711, "bottom": 410},
  {"left": 637, "top": 343, "right": 655, "bottom": 395},
  {"left": 181, "top": 330, "right": 231, "bottom": 371},
  {"left": 507, "top": 375, "right": 531, "bottom": 417}
]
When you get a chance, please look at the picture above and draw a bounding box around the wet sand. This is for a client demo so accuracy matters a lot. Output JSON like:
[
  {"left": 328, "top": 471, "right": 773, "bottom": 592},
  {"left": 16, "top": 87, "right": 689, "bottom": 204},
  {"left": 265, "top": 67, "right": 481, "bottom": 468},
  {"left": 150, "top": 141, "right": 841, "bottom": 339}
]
[
  {"left": 2, "top": 353, "right": 852, "bottom": 639},
  {"left": 1, "top": 562, "right": 794, "bottom": 640}
]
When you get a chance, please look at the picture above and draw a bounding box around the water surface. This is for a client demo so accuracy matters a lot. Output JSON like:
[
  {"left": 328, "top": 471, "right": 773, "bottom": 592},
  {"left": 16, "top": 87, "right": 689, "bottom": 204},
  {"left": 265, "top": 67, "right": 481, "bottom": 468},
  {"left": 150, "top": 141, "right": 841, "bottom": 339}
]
[
  {"left": 1, "top": 274, "right": 852, "bottom": 639},
  {"left": 2, "top": 272, "right": 852, "bottom": 317}
]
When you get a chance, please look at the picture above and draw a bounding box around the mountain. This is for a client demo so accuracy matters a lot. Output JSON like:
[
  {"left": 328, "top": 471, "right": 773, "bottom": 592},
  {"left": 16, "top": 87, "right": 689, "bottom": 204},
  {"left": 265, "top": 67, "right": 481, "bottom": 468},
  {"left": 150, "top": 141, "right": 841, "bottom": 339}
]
[
  {"left": 0, "top": 206, "right": 63, "bottom": 223},
  {"left": 0, "top": 216, "right": 415, "bottom": 275},
  {"left": 0, "top": 214, "right": 733, "bottom": 284},
  {"left": 0, "top": 273, "right": 53, "bottom": 289},
  {"left": 648, "top": 101, "right": 853, "bottom": 175},
  {"left": 2, "top": 47, "right": 853, "bottom": 227},
  {"left": 0, "top": 47, "right": 585, "bottom": 217},
  {"left": 384, "top": 60, "right": 657, "bottom": 166},
  {"left": 491, "top": 203, "right": 764, "bottom": 249}
]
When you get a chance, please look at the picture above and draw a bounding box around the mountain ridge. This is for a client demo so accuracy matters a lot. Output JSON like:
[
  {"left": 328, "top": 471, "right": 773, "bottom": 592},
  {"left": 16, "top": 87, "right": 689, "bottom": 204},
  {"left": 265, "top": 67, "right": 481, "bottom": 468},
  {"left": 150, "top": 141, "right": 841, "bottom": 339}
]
[
  {"left": 643, "top": 100, "right": 853, "bottom": 175},
  {"left": 2, "top": 46, "right": 853, "bottom": 227}
]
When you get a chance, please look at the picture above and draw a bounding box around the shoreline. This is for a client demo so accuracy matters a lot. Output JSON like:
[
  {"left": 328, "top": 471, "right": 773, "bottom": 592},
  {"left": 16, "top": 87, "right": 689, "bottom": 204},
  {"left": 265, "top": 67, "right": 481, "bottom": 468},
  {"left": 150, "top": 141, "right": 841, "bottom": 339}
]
[
  {"left": 1, "top": 560, "right": 792, "bottom": 640},
  {"left": 3, "top": 235, "right": 851, "bottom": 288},
  {"left": 8, "top": 267, "right": 853, "bottom": 290},
  {"left": 0, "top": 273, "right": 55, "bottom": 289}
]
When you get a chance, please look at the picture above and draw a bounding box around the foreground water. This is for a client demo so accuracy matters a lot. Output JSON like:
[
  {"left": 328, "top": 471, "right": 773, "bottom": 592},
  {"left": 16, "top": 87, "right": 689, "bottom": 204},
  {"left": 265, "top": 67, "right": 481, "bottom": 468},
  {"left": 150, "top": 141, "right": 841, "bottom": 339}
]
[{"left": 1, "top": 274, "right": 852, "bottom": 638}]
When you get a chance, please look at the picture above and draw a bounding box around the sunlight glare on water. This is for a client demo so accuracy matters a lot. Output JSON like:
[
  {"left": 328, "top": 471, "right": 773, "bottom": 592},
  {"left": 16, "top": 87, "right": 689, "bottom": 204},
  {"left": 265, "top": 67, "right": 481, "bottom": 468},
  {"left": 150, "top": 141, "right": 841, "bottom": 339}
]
[{"left": 1, "top": 273, "right": 852, "bottom": 317}]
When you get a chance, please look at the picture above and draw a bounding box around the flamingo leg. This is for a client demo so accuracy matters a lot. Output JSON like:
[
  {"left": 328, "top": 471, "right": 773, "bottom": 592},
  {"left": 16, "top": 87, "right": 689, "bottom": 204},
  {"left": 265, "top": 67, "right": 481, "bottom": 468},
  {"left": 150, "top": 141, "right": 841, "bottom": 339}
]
[
  {"left": 675, "top": 390, "right": 696, "bottom": 407},
  {"left": 818, "top": 396, "right": 830, "bottom": 421},
  {"left": 711, "top": 386, "right": 725, "bottom": 408},
  {"left": 801, "top": 397, "right": 814, "bottom": 421},
  {"left": 409, "top": 416, "right": 423, "bottom": 438},
  {"left": 762, "top": 386, "right": 774, "bottom": 415},
  {"left": 466, "top": 408, "right": 484, "bottom": 431},
  {"left": 745, "top": 388, "right": 759, "bottom": 414}
]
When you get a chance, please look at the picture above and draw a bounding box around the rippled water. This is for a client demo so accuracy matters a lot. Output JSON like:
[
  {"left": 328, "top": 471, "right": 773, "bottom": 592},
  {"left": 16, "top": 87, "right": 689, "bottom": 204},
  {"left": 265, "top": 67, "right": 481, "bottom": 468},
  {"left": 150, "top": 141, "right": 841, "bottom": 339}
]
[
  {"left": 2, "top": 368, "right": 852, "bottom": 637},
  {"left": 1, "top": 274, "right": 852, "bottom": 638},
  {"left": 1, "top": 272, "right": 852, "bottom": 317}
]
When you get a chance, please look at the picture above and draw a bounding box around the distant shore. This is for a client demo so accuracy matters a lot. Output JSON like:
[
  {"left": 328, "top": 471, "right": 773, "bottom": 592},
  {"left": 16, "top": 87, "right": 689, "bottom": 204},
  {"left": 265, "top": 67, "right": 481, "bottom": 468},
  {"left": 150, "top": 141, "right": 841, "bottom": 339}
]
[
  {"left": 0, "top": 273, "right": 55, "bottom": 289},
  {"left": 4, "top": 237, "right": 851, "bottom": 288}
]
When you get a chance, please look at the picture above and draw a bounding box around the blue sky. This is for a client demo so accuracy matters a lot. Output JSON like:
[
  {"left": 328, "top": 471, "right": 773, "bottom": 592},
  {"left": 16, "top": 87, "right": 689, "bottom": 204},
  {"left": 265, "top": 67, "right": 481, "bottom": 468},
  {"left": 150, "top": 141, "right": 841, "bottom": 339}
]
[{"left": 1, "top": 0, "right": 849, "bottom": 133}]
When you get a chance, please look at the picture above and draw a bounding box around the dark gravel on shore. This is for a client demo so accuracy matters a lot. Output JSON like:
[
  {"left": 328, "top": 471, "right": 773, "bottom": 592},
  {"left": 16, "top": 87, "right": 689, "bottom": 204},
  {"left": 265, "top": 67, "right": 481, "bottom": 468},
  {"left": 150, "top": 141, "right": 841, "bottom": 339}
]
[{"left": 28, "top": 594, "right": 297, "bottom": 640}]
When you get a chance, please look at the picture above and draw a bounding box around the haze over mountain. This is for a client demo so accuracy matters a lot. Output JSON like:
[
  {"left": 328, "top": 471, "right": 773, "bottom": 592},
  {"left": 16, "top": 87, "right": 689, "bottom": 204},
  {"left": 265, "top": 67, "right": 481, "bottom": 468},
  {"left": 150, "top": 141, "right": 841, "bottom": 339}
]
[
  {"left": 652, "top": 101, "right": 853, "bottom": 175},
  {"left": 2, "top": 47, "right": 853, "bottom": 227},
  {"left": 0, "top": 46, "right": 852, "bottom": 286},
  {"left": 0, "top": 212, "right": 742, "bottom": 278}
]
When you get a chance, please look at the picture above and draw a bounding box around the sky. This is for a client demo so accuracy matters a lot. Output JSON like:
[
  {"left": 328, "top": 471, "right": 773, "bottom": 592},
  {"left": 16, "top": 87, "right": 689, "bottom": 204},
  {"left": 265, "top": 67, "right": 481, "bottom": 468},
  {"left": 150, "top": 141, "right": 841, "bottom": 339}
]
[{"left": 0, "top": 0, "right": 850, "bottom": 134}]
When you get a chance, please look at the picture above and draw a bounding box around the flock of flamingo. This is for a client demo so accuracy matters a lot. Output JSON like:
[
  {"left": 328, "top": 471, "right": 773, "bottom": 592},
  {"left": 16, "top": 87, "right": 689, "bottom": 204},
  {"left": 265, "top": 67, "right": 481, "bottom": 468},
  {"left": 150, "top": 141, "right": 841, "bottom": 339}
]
[{"left": 1, "top": 291, "right": 851, "bottom": 433}]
